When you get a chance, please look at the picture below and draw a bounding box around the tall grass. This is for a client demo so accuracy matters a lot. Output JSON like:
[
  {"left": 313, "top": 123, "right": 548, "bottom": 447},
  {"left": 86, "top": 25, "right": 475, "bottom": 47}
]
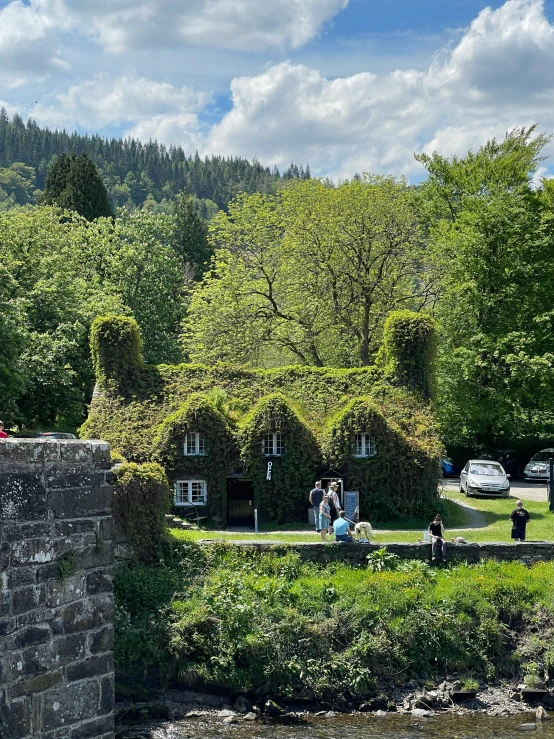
[{"left": 114, "top": 543, "right": 554, "bottom": 700}]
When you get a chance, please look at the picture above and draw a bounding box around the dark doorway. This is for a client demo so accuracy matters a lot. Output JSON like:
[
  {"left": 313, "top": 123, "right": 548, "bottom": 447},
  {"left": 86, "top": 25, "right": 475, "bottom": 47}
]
[{"left": 227, "top": 478, "right": 254, "bottom": 526}]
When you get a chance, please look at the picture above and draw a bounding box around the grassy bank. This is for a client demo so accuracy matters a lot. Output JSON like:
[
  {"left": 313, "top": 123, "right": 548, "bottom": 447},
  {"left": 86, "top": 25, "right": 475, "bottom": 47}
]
[{"left": 115, "top": 543, "right": 554, "bottom": 701}]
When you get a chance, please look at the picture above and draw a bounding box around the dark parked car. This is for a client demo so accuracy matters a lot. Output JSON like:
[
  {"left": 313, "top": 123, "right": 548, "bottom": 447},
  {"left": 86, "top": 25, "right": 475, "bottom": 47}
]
[
  {"left": 480, "top": 450, "right": 523, "bottom": 480},
  {"left": 13, "top": 431, "right": 77, "bottom": 439}
]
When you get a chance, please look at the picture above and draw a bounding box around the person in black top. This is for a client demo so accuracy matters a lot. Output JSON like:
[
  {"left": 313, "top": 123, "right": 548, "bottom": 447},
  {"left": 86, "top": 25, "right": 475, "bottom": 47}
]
[
  {"left": 510, "top": 500, "right": 530, "bottom": 541},
  {"left": 309, "top": 481, "right": 324, "bottom": 532},
  {"left": 428, "top": 514, "right": 447, "bottom": 562}
]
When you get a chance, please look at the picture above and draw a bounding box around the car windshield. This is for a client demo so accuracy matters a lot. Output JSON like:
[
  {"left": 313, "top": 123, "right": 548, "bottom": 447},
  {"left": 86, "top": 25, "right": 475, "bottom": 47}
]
[
  {"left": 532, "top": 451, "right": 554, "bottom": 462},
  {"left": 469, "top": 463, "right": 504, "bottom": 476}
]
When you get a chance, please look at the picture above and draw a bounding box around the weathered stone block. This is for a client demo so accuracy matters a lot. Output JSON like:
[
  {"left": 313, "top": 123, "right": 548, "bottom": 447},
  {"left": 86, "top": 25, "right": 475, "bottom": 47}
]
[
  {"left": 86, "top": 570, "right": 113, "bottom": 595},
  {"left": 47, "top": 575, "right": 87, "bottom": 608},
  {"left": 0, "top": 473, "right": 47, "bottom": 520},
  {"left": 89, "top": 625, "right": 114, "bottom": 654},
  {"left": 66, "top": 714, "right": 114, "bottom": 738},
  {"left": 0, "top": 694, "right": 31, "bottom": 738},
  {"left": 2, "top": 521, "right": 52, "bottom": 542},
  {"left": 41, "top": 679, "right": 100, "bottom": 730},
  {"left": 65, "top": 653, "right": 113, "bottom": 682},
  {"left": 11, "top": 538, "right": 55, "bottom": 566},
  {"left": 54, "top": 519, "right": 96, "bottom": 536},
  {"left": 7, "top": 566, "right": 36, "bottom": 589},
  {"left": 12, "top": 584, "right": 46, "bottom": 615},
  {"left": 99, "top": 674, "right": 115, "bottom": 716},
  {"left": 0, "top": 589, "right": 12, "bottom": 618},
  {"left": 51, "top": 633, "right": 86, "bottom": 663},
  {"left": 13, "top": 624, "right": 51, "bottom": 649},
  {"left": 9, "top": 669, "right": 63, "bottom": 698},
  {"left": 46, "top": 472, "right": 107, "bottom": 491},
  {"left": 0, "top": 540, "right": 10, "bottom": 570},
  {"left": 49, "top": 485, "right": 113, "bottom": 518},
  {"left": 74, "top": 542, "right": 114, "bottom": 571}
]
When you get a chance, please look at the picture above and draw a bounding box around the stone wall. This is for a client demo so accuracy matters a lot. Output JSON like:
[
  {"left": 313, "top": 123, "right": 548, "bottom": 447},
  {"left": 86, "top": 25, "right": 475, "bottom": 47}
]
[
  {"left": 229, "top": 539, "right": 554, "bottom": 565},
  {"left": 0, "top": 439, "right": 115, "bottom": 739}
]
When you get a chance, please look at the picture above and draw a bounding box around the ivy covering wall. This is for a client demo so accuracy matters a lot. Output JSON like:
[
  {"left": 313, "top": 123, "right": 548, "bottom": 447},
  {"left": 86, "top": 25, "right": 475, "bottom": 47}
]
[
  {"left": 239, "top": 394, "right": 321, "bottom": 523},
  {"left": 152, "top": 393, "right": 236, "bottom": 520},
  {"left": 82, "top": 314, "right": 441, "bottom": 523},
  {"left": 323, "top": 396, "right": 441, "bottom": 521}
]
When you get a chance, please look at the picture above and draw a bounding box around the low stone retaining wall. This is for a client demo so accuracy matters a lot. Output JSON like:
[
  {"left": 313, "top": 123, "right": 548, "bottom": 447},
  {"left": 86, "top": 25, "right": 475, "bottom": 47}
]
[
  {"left": 0, "top": 439, "right": 115, "bottom": 739},
  {"left": 228, "top": 540, "right": 554, "bottom": 565}
]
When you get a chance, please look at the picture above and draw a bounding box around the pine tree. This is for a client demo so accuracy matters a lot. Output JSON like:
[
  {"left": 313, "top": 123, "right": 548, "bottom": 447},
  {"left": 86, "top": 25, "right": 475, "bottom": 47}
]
[
  {"left": 172, "top": 191, "right": 212, "bottom": 279},
  {"left": 42, "top": 153, "right": 113, "bottom": 220}
]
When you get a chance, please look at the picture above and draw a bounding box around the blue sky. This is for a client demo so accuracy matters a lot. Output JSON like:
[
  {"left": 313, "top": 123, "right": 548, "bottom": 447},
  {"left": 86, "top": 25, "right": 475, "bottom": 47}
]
[{"left": 1, "top": 0, "right": 554, "bottom": 179}]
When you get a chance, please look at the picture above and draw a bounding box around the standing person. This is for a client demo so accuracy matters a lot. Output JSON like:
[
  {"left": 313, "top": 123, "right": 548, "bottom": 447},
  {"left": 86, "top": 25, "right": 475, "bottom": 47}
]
[
  {"left": 0, "top": 421, "right": 7, "bottom": 439},
  {"left": 428, "top": 514, "right": 447, "bottom": 563},
  {"left": 333, "top": 511, "right": 355, "bottom": 542},
  {"left": 510, "top": 500, "right": 531, "bottom": 542},
  {"left": 319, "top": 494, "right": 332, "bottom": 541},
  {"left": 328, "top": 482, "right": 341, "bottom": 528},
  {"left": 309, "top": 481, "right": 325, "bottom": 533}
]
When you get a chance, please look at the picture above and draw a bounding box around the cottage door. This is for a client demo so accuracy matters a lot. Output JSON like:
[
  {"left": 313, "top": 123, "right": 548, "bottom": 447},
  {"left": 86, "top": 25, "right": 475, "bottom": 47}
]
[{"left": 226, "top": 478, "right": 254, "bottom": 526}]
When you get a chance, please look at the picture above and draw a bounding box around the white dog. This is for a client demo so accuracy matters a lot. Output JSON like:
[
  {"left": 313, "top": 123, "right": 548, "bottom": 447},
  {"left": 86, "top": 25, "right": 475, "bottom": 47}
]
[{"left": 354, "top": 521, "right": 373, "bottom": 541}]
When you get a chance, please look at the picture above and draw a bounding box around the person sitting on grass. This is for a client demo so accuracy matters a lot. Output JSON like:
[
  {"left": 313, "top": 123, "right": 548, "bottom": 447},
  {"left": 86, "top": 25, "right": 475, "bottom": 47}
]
[
  {"left": 510, "top": 500, "right": 530, "bottom": 542},
  {"left": 428, "top": 514, "right": 447, "bottom": 563},
  {"left": 333, "top": 510, "right": 355, "bottom": 543}
]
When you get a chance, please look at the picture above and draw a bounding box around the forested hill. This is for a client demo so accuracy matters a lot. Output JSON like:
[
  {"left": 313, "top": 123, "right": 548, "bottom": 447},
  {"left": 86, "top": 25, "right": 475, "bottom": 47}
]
[{"left": 0, "top": 111, "right": 310, "bottom": 214}]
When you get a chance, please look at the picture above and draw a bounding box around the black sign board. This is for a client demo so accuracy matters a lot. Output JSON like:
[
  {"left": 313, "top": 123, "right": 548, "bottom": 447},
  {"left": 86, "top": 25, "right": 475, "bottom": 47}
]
[{"left": 344, "top": 490, "right": 359, "bottom": 523}]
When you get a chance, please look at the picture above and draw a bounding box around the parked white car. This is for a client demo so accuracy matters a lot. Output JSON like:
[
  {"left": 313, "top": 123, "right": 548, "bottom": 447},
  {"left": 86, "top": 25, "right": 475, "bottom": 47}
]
[
  {"left": 523, "top": 448, "right": 554, "bottom": 481},
  {"left": 459, "top": 460, "right": 510, "bottom": 497}
]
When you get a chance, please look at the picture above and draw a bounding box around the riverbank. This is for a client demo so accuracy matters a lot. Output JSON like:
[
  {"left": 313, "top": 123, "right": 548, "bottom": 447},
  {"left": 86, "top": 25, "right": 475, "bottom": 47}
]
[{"left": 114, "top": 542, "right": 554, "bottom": 713}]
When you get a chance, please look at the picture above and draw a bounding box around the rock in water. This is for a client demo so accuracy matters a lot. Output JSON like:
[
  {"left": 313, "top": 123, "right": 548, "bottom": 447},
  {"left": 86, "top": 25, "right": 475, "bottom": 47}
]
[
  {"left": 411, "top": 708, "right": 434, "bottom": 718},
  {"left": 244, "top": 712, "right": 257, "bottom": 721},
  {"left": 222, "top": 716, "right": 237, "bottom": 725},
  {"left": 264, "top": 700, "right": 284, "bottom": 716},
  {"left": 325, "top": 711, "right": 336, "bottom": 718},
  {"left": 517, "top": 723, "right": 536, "bottom": 731},
  {"left": 218, "top": 709, "right": 236, "bottom": 718},
  {"left": 233, "top": 696, "right": 253, "bottom": 714},
  {"left": 536, "top": 706, "right": 550, "bottom": 721}
]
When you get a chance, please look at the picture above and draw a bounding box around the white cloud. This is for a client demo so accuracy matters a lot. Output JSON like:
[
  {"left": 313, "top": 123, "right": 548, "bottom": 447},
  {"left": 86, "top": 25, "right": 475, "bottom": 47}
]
[
  {"left": 205, "top": 0, "right": 554, "bottom": 177},
  {"left": 33, "top": 75, "right": 209, "bottom": 135},
  {"left": 0, "top": 0, "right": 69, "bottom": 87}
]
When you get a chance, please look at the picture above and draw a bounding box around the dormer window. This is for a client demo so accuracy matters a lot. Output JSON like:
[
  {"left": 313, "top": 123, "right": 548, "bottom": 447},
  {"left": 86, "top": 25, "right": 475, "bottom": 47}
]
[
  {"left": 184, "top": 432, "right": 206, "bottom": 456},
  {"left": 352, "top": 433, "right": 376, "bottom": 458},
  {"left": 263, "top": 432, "right": 284, "bottom": 456}
]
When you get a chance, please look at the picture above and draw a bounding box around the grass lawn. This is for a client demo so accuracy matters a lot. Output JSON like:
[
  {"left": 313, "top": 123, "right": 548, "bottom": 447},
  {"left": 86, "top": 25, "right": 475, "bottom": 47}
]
[{"left": 169, "top": 492, "right": 554, "bottom": 545}]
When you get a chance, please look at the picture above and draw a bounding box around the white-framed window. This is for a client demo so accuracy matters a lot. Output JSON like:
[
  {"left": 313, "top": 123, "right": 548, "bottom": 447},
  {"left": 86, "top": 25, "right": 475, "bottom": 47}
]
[
  {"left": 352, "top": 433, "right": 377, "bottom": 458},
  {"left": 263, "top": 432, "right": 284, "bottom": 456},
  {"left": 183, "top": 431, "right": 206, "bottom": 456},
  {"left": 174, "top": 480, "right": 207, "bottom": 506}
]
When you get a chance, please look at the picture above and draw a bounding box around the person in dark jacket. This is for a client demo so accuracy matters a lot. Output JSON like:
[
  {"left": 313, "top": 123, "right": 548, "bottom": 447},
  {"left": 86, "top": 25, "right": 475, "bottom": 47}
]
[
  {"left": 309, "top": 481, "right": 324, "bottom": 532},
  {"left": 428, "top": 514, "right": 447, "bottom": 562},
  {"left": 510, "top": 500, "right": 530, "bottom": 541}
]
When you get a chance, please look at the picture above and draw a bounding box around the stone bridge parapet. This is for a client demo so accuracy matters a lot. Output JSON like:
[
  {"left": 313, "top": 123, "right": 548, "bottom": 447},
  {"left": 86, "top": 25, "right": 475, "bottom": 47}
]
[{"left": 0, "top": 439, "right": 114, "bottom": 739}]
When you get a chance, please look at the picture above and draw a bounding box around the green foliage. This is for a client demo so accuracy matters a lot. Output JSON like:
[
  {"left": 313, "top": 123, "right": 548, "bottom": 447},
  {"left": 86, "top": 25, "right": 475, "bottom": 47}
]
[
  {"left": 366, "top": 548, "right": 402, "bottom": 572},
  {"left": 323, "top": 395, "right": 441, "bottom": 520},
  {"left": 383, "top": 310, "right": 436, "bottom": 399},
  {"left": 418, "top": 127, "right": 554, "bottom": 447},
  {"left": 56, "top": 553, "right": 77, "bottom": 581},
  {"left": 153, "top": 394, "right": 236, "bottom": 519},
  {"left": 113, "top": 462, "right": 173, "bottom": 562},
  {"left": 183, "top": 178, "right": 433, "bottom": 368},
  {"left": 90, "top": 315, "right": 143, "bottom": 394},
  {"left": 41, "top": 153, "right": 113, "bottom": 220},
  {"left": 239, "top": 394, "right": 321, "bottom": 523},
  {"left": 172, "top": 192, "right": 212, "bottom": 280},
  {"left": 114, "top": 546, "right": 554, "bottom": 699}
]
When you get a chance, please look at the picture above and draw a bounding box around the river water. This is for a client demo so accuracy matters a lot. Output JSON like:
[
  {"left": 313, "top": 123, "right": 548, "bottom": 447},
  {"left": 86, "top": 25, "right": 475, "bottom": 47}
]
[{"left": 121, "top": 712, "right": 554, "bottom": 738}]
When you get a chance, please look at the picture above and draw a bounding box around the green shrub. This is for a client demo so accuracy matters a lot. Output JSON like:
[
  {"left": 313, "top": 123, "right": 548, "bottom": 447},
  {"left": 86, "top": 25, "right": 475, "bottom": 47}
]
[
  {"left": 239, "top": 393, "right": 321, "bottom": 523},
  {"left": 113, "top": 462, "right": 173, "bottom": 562},
  {"left": 383, "top": 310, "right": 436, "bottom": 399},
  {"left": 153, "top": 393, "right": 236, "bottom": 519}
]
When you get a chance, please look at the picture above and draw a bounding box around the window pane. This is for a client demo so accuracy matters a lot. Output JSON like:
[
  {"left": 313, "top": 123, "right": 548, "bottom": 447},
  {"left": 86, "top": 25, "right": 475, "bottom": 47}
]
[
  {"left": 197, "top": 433, "right": 206, "bottom": 455},
  {"left": 354, "top": 434, "right": 363, "bottom": 456},
  {"left": 191, "top": 481, "right": 207, "bottom": 504},
  {"left": 275, "top": 433, "right": 284, "bottom": 456},
  {"left": 175, "top": 481, "right": 188, "bottom": 504},
  {"left": 263, "top": 435, "right": 273, "bottom": 455},
  {"left": 184, "top": 432, "right": 196, "bottom": 455}
]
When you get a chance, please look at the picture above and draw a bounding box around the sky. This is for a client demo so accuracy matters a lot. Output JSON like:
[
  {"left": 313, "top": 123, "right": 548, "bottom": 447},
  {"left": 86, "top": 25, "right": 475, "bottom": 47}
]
[{"left": 1, "top": 0, "right": 554, "bottom": 180}]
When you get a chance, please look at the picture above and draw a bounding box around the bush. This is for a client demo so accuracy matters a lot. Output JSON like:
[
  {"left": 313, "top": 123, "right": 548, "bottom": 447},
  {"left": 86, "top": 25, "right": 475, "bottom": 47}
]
[{"left": 113, "top": 462, "right": 173, "bottom": 562}]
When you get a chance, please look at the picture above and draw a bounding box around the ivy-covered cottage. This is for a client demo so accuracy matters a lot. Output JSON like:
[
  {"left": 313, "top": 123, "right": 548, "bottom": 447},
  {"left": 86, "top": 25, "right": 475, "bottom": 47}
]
[{"left": 82, "top": 311, "right": 442, "bottom": 525}]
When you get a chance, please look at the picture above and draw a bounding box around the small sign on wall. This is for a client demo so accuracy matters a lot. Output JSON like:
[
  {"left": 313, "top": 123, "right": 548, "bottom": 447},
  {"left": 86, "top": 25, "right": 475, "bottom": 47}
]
[{"left": 344, "top": 490, "right": 359, "bottom": 523}]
